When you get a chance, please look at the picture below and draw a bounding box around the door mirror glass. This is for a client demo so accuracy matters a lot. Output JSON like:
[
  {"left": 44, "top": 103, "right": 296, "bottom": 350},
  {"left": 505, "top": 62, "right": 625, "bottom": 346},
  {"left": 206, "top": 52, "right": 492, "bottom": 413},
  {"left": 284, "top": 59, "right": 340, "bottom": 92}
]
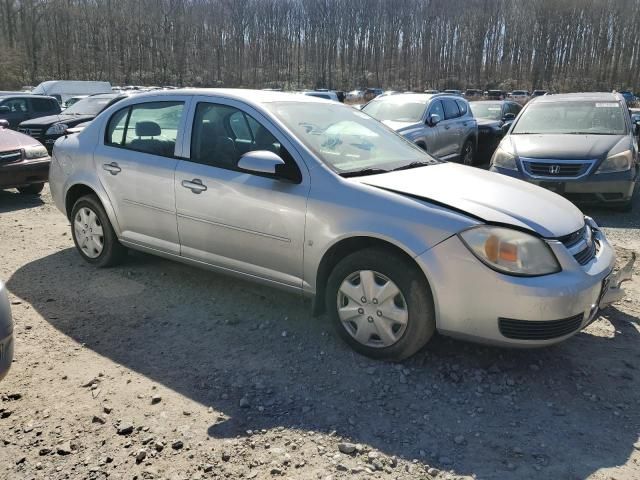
[
  {"left": 427, "top": 113, "right": 441, "bottom": 127},
  {"left": 503, "top": 112, "right": 516, "bottom": 121},
  {"left": 0, "top": 105, "right": 10, "bottom": 114},
  {"left": 237, "top": 150, "right": 285, "bottom": 175}
]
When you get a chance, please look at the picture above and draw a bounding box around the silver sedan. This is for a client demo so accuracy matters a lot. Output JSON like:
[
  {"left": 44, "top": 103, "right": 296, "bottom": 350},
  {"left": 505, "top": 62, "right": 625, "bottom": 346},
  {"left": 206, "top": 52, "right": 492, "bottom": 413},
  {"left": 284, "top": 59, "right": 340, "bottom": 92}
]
[{"left": 48, "top": 89, "right": 633, "bottom": 360}]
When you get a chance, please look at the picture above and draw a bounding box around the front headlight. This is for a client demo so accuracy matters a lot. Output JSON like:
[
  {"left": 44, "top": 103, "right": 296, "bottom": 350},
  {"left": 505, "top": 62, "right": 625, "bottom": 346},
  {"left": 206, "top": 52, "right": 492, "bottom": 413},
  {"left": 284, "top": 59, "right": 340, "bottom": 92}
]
[
  {"left": 23, "top": 145, "right": 49, "bottom": 159},
  {"left": 491, "top": 145, "right": 517, "bottom": 170},
  {"left": 459, "top": 226, "right": 560, "bottom": 276},
  {"left": 45, "top": 123, "right": 68, "bottom": 135},
  {"left": 596, "top": 149, "right": 633, "bottom": 173}
]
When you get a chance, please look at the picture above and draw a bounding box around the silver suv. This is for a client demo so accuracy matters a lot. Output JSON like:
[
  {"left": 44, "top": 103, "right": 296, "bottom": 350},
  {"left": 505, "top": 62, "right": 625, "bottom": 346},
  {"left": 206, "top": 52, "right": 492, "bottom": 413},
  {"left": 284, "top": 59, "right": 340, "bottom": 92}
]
[
  {"left": 49, "top": 89, "right": 632, "bottom": 360},
  {"left": 362, "top": 93, "right": 478, "bottom": 164}
]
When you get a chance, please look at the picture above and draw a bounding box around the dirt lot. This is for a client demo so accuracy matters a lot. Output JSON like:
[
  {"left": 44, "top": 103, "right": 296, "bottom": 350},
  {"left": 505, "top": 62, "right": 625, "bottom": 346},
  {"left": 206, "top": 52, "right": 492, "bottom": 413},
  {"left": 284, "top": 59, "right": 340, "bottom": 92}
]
[{"left": 1, "top": 186, "right": 639, "bottom": 480}]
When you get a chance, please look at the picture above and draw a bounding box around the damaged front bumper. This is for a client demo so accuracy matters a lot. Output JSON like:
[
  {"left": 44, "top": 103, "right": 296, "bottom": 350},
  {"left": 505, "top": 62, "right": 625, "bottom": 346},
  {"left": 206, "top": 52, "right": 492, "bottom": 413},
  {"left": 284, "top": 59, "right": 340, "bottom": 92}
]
[{"left": 598, "top": 252, "right": 636, "bottom": 309}]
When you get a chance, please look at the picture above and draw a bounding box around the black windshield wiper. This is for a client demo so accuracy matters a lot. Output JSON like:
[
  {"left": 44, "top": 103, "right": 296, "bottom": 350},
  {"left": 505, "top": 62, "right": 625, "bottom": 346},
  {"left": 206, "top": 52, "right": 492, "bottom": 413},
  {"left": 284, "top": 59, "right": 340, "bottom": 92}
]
[
  {"left": 391, "top": 161, "right": 435, "bottom": 171},
  {"left": 341, "top": 167, "right": 389, "bottom": 178}
]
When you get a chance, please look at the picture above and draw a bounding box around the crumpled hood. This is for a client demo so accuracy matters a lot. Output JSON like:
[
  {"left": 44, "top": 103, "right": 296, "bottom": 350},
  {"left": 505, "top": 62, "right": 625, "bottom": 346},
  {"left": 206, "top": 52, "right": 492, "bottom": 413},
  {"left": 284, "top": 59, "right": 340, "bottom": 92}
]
[
  {"left": 19, "top": 113, "right": 95, "bottom": 128},
  {"left": 381, "top": 120, "right": 421, "bottom": 132},
  {"left": 0, "top": 128, "right": 42, "bottom": 149},
  {"left": 357, "top": 162, "right": 584, "bottom": 238},
  {"left": 510, "top": 134, "right": 626, "bottom": 159}
]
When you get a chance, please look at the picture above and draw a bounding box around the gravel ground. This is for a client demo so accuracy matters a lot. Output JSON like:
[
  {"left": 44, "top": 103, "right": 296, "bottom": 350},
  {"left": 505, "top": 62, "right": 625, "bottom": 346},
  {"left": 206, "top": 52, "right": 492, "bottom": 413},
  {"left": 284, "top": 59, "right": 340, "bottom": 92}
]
[{"left": 0, "top": 185, "right": 639, "bottom": 480}]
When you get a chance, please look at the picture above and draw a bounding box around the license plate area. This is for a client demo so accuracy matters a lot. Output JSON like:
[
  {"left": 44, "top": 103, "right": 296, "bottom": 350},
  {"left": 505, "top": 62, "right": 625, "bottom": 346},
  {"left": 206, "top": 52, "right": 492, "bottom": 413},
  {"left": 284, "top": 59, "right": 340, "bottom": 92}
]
[{"left": 539, "top": 181, "right": 566, "bottom": 194}]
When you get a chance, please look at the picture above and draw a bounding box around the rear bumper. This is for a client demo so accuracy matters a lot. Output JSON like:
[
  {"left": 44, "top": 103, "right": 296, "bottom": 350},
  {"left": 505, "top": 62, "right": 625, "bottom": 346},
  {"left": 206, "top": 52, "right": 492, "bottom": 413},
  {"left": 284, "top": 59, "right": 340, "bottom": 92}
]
[
  {"left": 491, "top": 166, "right": 637, "bottom": 204},
  {"left": 0, "top": 158, "right": 50, "bottom": 189}
]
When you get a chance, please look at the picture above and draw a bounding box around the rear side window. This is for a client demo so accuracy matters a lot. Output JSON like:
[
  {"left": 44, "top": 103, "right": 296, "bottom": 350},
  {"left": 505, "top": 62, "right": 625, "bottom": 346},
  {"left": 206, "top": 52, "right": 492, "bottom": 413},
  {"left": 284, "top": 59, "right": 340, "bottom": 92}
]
[
  {"left": 104, "top": 101, "right": 184, "bottom": 157},
  {"left": 455, "top": 100, "right": 468, "bottom": 116},
  {"left": 442, "top": 99, "right": 460, "bottom": 119},
  {"left": 31, "top": 98, "right": 58, "bottom": 113}
]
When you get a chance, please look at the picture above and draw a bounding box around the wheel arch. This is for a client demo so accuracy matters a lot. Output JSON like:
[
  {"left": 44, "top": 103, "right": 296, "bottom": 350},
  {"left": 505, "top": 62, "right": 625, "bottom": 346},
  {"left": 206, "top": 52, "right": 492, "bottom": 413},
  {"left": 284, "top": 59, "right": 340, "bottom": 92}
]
[
  {"left": 312, "top": 235, "right": 431, "bottom": 316},
  {"left": 64, "top": 182, "right": 121, "bottom": 235}
]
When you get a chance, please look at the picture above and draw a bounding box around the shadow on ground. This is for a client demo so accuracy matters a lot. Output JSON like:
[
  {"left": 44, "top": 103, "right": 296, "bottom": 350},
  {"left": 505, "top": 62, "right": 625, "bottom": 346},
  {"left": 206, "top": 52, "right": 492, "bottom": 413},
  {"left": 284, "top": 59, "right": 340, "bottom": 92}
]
[
  {"left": 0, "top": 189, "right": 45, "bottom": 214},
  {"left": 7, "top": 248, "right": 640, "bottom": 479}
]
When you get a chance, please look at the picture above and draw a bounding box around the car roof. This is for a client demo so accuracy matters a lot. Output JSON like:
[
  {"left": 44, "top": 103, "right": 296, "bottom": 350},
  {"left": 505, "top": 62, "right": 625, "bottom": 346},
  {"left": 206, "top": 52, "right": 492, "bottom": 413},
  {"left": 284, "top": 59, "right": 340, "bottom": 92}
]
[
  {"left": 534, "top": 92, "right": 622, "bottom": 103},
  {"left": 0, "top": 94, "right": 57, "bottom": 100}
]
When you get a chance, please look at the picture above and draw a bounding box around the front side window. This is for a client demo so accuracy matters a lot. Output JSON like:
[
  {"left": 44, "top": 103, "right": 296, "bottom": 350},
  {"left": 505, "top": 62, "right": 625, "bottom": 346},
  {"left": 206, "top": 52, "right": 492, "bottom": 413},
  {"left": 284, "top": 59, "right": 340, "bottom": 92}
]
[
  {"left": 442, "top": 99, "right": 460, "bottom": 120},
  {"left": 512, "top": 101, "right": 627, "bottom": 135},
  {"left": 2, "top": 98, "right": 27, "bottom": 113},
  {"left": 105, "top": 101, "right": 184, "bottom": 157},
  {"left": 455, "top": 100, "right": 468, "bottom": 116},
  {"left": 428, "top": 100, "right": 445, "bottom": 119},
  {"left": 31, "top": 98, "right": 57, "bottom": 112},
  {"left": 265, "top": 101, "right": 438, "bottom": 175}
]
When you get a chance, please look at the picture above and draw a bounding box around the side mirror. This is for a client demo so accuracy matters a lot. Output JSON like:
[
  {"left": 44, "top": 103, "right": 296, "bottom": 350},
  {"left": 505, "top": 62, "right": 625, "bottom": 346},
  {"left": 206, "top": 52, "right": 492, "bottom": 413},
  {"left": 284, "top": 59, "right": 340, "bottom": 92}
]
[
  {"left": 0, "top": 119, "right": 8, "bottom": 128},
  {"left": 0, "top": 105, "right": 10, "bottom": 114},
  {"left": 503, "top": 113, "right": 516, "bottom": 121},
  {"left": 427, "top": 113, "right": 441, "bottom": 127},
  {"left": 634, "top": 121, "right": 640, "bottom": 135},
  {"left": 237, "top": 150, "right": 285, "bottom": 176}
]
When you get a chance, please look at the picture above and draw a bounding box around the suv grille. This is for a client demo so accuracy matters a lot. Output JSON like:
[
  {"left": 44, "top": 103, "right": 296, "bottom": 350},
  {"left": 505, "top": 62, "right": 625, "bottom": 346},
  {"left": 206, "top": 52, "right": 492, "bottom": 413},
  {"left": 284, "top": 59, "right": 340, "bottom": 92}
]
[
  {"left": 18, "top": 127, "right": 44, "bottom": 139},
  {"left": 0, "top": 149, "right": 22, "bottom": 164},
  {"left": 559, "top": 224, "right": 598, "bottom": 265},
  {"left": 499, "top": 314, "right": 584, "bottom": 340},
  {"left": 521, "top": 158, "right": 595, "bottom": 179}
]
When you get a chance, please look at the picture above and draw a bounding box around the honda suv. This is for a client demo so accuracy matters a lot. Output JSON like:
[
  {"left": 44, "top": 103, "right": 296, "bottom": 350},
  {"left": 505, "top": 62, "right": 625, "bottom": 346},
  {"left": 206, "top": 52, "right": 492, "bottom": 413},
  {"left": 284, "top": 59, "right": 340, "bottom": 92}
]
[{"left": 490, "top": 92, "right": 639, "bottom": 210}]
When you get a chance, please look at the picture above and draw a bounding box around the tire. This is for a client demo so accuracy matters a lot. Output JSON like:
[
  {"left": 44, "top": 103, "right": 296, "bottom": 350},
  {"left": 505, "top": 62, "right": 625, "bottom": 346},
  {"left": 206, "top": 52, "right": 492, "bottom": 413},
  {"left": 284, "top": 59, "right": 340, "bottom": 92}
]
[
  {"left": 70, "top": 194, "right": 126, "bottom": 267},
  {"left": 325, "top": 248, "right": 435, "bottom": 361},
  {"left": 461, "top": 139, "right": 476, "bottom": 166},
  {"left": 17, "top": 183, "right": 44, "bottom": 195}
]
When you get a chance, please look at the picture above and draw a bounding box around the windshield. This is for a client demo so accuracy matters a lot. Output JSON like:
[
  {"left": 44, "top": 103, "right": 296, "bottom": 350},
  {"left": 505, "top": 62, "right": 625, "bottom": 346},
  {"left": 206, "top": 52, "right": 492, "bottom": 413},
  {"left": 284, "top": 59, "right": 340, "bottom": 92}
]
[
  {"left": 64, "top": 96, "right": 114, "bottom": 115},
  {"left": 361, "top": 98, "right": 427, "bottom": 123},
  {"left": 265, "top": 102, "right": 438, "bottom": 174},
  {"left": 470, "top": 103, "right": 502, "bottom": 120},
  {"left": 512, "top": 101, "right": 627, "bottom": 135}
]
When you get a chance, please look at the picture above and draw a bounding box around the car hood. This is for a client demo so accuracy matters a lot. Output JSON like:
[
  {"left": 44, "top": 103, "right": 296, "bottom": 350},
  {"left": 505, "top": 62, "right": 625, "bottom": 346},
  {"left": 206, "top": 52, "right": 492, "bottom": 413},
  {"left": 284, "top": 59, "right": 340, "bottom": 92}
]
[
  {"left": 476, "top": 118, "right": 502, "bottom": 128},
  {"left": 0, "top": 127, "right": 42, "bottom": 149},
  {"left": 381, "top": 120, "right": 421, "bottom": 132},
  {"left": 356, "top": 163, "right": 584, "bottom": 238},
  {"left": 19, "top": 113, "right": 95, "bottom": 128},
  {"left": 509, "top": 134, "right": 626, "bottom": 159}
]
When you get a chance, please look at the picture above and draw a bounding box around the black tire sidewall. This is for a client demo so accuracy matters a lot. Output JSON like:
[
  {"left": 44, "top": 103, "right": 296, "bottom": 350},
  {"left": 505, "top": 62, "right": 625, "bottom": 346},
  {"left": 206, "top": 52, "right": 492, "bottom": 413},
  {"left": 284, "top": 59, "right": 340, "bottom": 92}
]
[
  {"left": 326, "top": 248, "right": 435, "bottom": 361},
  {"left": 70, "top": 195, "right": 125, "bottom": 267}
]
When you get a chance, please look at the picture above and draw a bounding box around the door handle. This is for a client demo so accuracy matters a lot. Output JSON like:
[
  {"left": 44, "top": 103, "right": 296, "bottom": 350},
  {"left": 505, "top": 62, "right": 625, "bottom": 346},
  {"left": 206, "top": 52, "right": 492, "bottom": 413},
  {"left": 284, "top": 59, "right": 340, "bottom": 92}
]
[
  {"left": 103, "top": 162, "right": 121, "bottom": 175},
  {"left": 444, "top": 125, "right": 451, "bottom": 130},
  {"left": 181, "top": 178, "right": 207, "bottom": 194}
]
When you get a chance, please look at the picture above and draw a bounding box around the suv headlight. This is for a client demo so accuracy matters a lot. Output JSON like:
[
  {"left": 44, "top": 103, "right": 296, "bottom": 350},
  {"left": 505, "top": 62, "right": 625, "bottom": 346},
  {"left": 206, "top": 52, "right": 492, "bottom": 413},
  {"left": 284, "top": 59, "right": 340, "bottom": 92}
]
[
  {"left": 491, "top": 145, "right": 517, "bottom": 170},
  {"left": 459, "top": 226, "right": 560, "bottom": 276},
  {"left": 597, "top": 149, "right": 633, "bottom": 173},
  {"left": 23, "top": 145, "right": 49, "bottom": 159},
  {"left": 45, "top": 123, "right": 68, "bottom": 135}
]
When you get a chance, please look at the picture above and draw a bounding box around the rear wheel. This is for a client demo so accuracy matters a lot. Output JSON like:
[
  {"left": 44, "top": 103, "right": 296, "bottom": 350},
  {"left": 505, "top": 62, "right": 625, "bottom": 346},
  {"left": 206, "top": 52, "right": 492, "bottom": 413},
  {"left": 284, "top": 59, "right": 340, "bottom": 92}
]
[
  {"left": 70, "top": 194, "right": 126, "bottom": 267},
  {"left": 17, "top": 183, "right": 44, "bottom": 195},
  {"left": 326, "top": 248, "right": 435, "bottom": 361},
  {"left": 461, "top": 139, "right": 476, "bottom": 166}
]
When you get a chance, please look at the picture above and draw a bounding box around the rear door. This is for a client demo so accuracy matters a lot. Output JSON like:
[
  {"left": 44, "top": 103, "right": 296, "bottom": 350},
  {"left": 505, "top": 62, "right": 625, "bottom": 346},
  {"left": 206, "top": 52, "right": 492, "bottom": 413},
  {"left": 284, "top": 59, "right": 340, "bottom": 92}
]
[{"left": 94, "top": 97, "right": 190, "bottom": 254}]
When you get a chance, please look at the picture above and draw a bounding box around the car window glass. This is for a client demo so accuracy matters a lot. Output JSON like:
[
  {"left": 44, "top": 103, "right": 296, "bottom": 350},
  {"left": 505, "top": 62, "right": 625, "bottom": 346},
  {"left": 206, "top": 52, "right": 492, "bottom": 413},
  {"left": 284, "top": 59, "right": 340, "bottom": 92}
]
[
  {"left": 455, "top": 100, "right": 468, "bottom": 116},
  {"left": 105, "top": 101, "right": 184, "bottom": 157},
  {"left": 2, "top": 98, "right": 27, "bottom": 113},
  {"left": 428, "top": 100, "right": 444, "bottom": 120},
  {"left": 105, "top": 107, "right": 129, "bottom": 145},
  {"left": 191, "top": 102, "right": 294, "bottom": 175},
  {"left": 442, "top": 99, "right": 460, "bottom": 120},
  {"left": 31, "top": 98, "right": 56, "bottom": 112}
]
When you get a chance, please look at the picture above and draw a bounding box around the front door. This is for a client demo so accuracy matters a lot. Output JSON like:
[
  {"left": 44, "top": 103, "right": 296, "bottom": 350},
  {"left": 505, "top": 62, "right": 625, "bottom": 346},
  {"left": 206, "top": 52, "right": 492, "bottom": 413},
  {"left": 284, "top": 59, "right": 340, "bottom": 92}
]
[
  {"left": 174, "top": 99, "right": 309, "bottom": 288},
  {"left": 94, "top": 99, "right": 189, "bottom": 254}
]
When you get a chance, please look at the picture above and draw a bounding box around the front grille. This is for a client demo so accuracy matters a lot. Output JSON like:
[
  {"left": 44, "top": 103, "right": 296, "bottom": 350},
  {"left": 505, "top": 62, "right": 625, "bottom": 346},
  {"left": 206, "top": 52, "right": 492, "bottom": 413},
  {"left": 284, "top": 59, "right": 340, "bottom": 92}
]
[
  {"left": 521, "top": 158, "right": 594, "bottom": 179},
  {"left": 499, "top": 314, "right": 584, "bottom": 340},
  {"left": 558, "top": 224, "right": 598, "bottom": 265},
  {"left": 0, "top": 149, "right": 22, "bottom": 164},
  {"left": 558, "top": 225, "right": 586, "bottom": 249},
  {"left": 18, "top": 127, "right": 44, "bottom": 139},
  {"left": 574, "top": 239, "right": 598, "bottom": 265}
]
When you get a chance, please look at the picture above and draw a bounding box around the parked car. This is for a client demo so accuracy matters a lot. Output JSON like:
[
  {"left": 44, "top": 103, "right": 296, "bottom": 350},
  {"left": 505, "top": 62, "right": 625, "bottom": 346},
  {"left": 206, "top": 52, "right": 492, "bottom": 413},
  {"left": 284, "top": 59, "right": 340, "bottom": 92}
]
[
  {"left": 362, "top": 93, "right": 479, "bottom": 164},
  {"left": 346, "top": 90, "right": 364, "bottom": 102},
  {"left": 63, "top": 95, "right": 89, "bottom": 109},
  {"left": 630, "top": 107, "right": 640, "bottom": 124},
  {"left": 363, "top": 88, "right": 384, "bottom": 101},
  {"left": 31, "top": 80, "right": 112, "bottom": 104},
  {"left": 48, "top": 89, "right": 634, "bottom": 360},
  {"left": 0, "top": 94, "right": 61, "bottom": 129},
  {"left": 510, "top": 90, "right": 530, "bottom": 100},
  {"left": 532, "top": 90, "right": 548, "bottom": 98},
  {"left": 619, "top": 91, "right": 635, "bottom": 104},
  {"left": 424, "top": 89, "right": 439, "bottom": 94},
  {"left": 465, "top": 89, "right": 483, "bottom": 97},
  {"left": 0, "top": 121, "right": 50, "bottom": 195},
  {"left": 443, "top": 89, "right": 463, "bottom": 96},
  {"left": 490, "top": 92, "right": 639, "bottom": 210},
  {"left": 487, "top": 90, "right": 506, "bottom": 100},
  {"left": 18, "top": 93, "right": 128, "bottom": 152},
  {"left": 302, "top": 90, "right": 340, "bottom": 102},
  {"left": 0, "top": 280, "right": 13, "bottom": 381},
  {"left": 469, "top": 100, "right": 522, "bottom": 155}
]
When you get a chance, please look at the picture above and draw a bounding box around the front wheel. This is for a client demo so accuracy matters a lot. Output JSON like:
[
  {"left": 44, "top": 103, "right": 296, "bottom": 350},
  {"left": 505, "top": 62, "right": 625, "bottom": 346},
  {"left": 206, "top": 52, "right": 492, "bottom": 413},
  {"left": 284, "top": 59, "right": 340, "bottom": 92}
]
[
  {"left": 70, "top": 194, "right": 127, "bottom": 267},
  {"left": 326, "top": 248, "right": 435, "bottom": 361},
  {"left": 461, "top": 139, "right": 476, "bottom": 166}
]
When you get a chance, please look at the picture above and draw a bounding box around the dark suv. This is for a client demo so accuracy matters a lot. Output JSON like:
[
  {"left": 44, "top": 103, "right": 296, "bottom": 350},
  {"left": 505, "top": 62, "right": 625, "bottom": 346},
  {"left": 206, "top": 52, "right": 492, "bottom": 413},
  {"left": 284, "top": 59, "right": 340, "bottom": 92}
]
[{"left": 0, "top": 95, "right": 61, "bottom": 129}]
